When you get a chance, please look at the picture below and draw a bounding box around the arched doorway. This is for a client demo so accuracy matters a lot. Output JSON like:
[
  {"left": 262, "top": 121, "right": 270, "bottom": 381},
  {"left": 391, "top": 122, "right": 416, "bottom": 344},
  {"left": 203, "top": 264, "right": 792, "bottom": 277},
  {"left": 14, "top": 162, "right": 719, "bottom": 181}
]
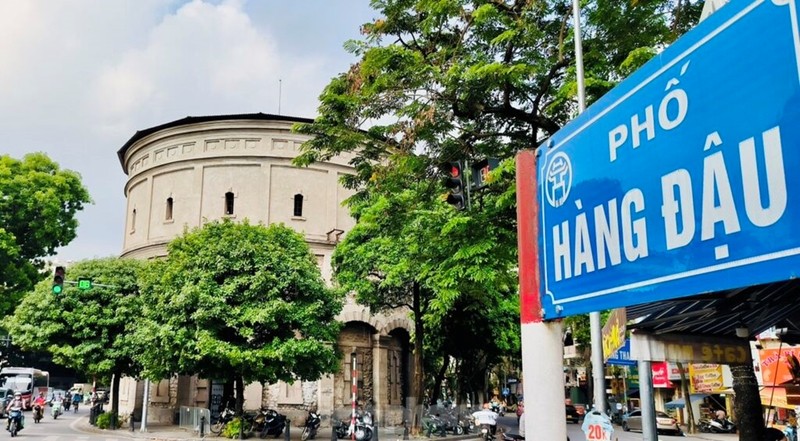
[{"left": 334, "top": 321, "right": 377, "bottom": 417}]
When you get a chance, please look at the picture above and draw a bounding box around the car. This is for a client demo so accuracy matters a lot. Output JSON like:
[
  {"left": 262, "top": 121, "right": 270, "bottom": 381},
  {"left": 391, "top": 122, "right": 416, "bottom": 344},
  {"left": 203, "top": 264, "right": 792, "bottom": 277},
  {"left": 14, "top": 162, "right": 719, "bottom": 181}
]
[
  {"left": 0, "top": 388, "right": 13, "bottom": 417},
  {"left": 622, "top": 410, "right": 682, "bottom": 435},
  {"left": 566, "top": 404, "right": 581, "bottom": 423}
]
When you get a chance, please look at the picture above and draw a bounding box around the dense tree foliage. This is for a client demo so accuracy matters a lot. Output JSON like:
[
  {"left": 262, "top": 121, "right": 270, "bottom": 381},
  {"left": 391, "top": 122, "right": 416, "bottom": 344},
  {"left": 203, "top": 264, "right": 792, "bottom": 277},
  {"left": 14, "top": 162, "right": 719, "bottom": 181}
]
[
  {"left": 0, "top": 153, "right": 91, "bottom": 317},
  {"left": 330, "top": 155, "right": 519, "bottom": 419},
  {"left": 8, "top": 257, "right": 144, "bottom": 420},
  {"left": 134, "top": 220, "right": 343, "bottom": 414},
  {"left": 294, "top": 0, "right": 702, "bottom": 427}
]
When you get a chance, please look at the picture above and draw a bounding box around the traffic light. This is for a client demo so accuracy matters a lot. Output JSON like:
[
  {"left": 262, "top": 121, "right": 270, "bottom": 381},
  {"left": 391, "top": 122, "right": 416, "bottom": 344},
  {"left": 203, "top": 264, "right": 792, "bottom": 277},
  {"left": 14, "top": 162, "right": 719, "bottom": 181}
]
[
  {"left": 471, "top": 158, "right": 500, "bottom": 190},
  {"left": 52, "top": 266, "right": 65, "bottom": 294},
  {"left": 444, "top": 161, "right": 466, "bottom": 210}
]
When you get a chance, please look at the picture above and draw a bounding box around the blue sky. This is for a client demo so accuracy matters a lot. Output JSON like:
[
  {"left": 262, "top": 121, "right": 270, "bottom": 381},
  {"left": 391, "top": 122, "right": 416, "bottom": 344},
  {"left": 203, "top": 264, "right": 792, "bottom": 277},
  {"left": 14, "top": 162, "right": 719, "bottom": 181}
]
[{"left": 0, "top": 0, "right": 378, "bottom": 262}]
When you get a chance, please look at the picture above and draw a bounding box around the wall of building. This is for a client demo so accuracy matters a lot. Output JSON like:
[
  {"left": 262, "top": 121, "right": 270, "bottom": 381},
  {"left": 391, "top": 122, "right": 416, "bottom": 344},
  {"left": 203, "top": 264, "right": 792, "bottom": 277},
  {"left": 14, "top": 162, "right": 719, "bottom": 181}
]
[{"left": 116, "top": 115, "right": 412, "bottom": 427}]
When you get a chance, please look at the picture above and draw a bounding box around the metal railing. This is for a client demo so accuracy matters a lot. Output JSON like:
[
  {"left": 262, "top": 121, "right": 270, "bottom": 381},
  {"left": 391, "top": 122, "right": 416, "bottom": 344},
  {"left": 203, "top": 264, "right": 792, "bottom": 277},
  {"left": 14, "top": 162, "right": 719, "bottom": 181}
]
[{"left": 179, "top": 406, "right": 211, "bottom": 434}]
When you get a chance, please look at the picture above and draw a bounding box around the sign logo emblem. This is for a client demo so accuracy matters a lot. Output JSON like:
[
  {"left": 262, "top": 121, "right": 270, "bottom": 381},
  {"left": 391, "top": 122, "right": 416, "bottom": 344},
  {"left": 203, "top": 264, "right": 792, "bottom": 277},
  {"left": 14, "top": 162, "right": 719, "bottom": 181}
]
[{"left": 545, "top": 152, "right": 572, "bottom": 207}]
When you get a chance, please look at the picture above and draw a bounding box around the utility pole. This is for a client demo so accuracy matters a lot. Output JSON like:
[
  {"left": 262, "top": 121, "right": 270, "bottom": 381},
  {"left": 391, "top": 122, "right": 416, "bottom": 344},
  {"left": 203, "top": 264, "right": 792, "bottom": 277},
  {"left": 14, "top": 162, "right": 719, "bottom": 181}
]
[
  {"left": 571, "top": 0, "right": 608, "bottom": 416},
  {"left": 140, "top": 379, "right": 150, "bottom": 432}
]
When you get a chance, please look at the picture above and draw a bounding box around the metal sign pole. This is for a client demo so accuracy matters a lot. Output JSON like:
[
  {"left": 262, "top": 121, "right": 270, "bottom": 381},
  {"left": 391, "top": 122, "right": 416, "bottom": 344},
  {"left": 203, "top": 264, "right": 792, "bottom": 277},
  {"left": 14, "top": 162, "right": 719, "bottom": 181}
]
[
  {"left": 140, "top": 379, "right": 150, "bottom": 432},
  {"left": 572, "top": 0, "right": 608, "bottom": 416},
  {"left": 639, "top": 361, "right": 658, "bottom": 441},
  {"left": 517, "top": 151, "right": 567, "bottom": 441},
  {"left": 351, "top": 352, "right": 357, "bottom": 441}
]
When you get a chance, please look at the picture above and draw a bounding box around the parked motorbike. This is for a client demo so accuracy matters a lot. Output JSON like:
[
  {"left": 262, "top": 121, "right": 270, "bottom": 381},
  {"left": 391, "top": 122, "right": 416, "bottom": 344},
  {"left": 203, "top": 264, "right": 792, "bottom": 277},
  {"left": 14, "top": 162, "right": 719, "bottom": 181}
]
[
  {"left": 461, "top": 414, "right": 475, "bottom": 434},
  {"left": 210, "top": 407, "right": 236, "bottom": 435},
  {"left": 423, "top": 414, "right": 447, "bottom": 437},
  {"left": 698, "top": 417, "right": 737, "bottom": 433},
  {"left": 439, "top": 412, "right": 465, "bottom": 435},
  {"left": 257, "top": 408, "right": 287, "bottom": 439},
  {"left": 51, "top": 399, "right": 63, "bottom": 420},
  {"left": 333, "top": 412, "right": 373, "bottom": 441},
  {"left": 301, "top": 409, "right": 321, "bottom": 441},
  {"left": 7, "top": 406, "right": 23, "bottom": 437}
]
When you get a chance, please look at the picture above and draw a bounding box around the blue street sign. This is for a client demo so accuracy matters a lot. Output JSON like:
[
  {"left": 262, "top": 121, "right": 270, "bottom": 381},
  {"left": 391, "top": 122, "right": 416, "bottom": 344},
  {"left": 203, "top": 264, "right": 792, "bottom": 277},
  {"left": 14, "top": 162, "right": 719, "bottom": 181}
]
[
  {"left": 606, "top": 339, "right": 636, "bottom": 367},
  {"left": 537, "top": 0, "right": 800, "bottom": 318}
]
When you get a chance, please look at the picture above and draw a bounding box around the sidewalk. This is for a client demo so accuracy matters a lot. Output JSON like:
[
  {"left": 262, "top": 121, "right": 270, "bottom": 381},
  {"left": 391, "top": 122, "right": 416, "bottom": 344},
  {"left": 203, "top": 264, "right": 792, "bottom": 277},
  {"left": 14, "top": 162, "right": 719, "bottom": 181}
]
[
  {"left": 684, "top": 433, "right": 738, "bottom": 441},
  {"left": 72, "top": 415, "right": 476, "bottom": 441}
]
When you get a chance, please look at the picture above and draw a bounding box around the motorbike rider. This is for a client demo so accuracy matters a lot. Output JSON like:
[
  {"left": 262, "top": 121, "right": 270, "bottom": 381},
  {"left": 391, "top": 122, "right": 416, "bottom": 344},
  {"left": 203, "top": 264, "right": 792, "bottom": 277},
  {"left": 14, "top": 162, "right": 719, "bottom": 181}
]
[
  {"left": 5, "top": 392, "right": 25, "bottom": 430},
  {"left": 33, "top": 391, "right": 47, "bottom": 410},
  {"left": 472, "top": 403, "right": 498, "bottom": 435},
  {"left": 51, "top": 393, "right": 63, "bottom": 416},
  {"left": 72, "top": 388, "right": 83, "bottom": 411}
]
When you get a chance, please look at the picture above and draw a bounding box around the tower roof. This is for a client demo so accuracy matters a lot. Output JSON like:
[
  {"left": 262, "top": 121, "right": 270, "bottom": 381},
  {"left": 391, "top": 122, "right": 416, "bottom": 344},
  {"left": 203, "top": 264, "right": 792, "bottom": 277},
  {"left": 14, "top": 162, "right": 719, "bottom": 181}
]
[{"left": 117, "top": 113, "right": 314, "bottom": 173}]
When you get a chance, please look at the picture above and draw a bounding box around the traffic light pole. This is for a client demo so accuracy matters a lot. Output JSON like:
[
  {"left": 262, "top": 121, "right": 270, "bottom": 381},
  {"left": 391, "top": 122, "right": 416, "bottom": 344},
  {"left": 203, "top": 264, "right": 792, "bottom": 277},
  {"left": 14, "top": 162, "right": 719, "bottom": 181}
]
[
  {"left": 464, "top": 160, "right": 471, "bottom": 210},
  {"left": 62, "top": 280, "right": 117, "bottom": 289}
]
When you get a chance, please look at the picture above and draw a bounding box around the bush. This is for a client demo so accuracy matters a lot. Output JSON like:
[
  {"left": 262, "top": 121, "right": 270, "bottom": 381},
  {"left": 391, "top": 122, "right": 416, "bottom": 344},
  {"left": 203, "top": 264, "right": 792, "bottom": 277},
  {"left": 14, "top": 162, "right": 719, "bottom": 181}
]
[
  {"left": 222, "top": 417, "right": 250, "bottom": 439},
  {"left": 96, "top": 412, "right": 118, "bottom": 430}
]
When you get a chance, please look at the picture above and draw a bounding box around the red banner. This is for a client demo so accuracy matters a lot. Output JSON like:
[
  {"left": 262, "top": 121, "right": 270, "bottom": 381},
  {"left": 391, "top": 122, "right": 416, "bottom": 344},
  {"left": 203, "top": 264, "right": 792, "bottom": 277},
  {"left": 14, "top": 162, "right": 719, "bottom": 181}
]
[{"left": 652, "top": 362, "right": 672, "bottom": 388}]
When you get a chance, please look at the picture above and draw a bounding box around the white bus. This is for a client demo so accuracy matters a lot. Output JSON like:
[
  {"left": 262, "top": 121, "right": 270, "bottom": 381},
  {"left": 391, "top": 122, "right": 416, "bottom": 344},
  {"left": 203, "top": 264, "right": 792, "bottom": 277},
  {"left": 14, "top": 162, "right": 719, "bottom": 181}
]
[{"left": 0, "top": 367, "right": 50, "bottom": 409}]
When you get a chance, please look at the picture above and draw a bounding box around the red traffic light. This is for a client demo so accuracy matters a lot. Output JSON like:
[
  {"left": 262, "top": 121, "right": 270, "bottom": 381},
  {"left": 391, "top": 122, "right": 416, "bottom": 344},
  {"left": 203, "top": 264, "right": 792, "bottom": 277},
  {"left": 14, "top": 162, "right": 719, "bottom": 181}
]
[{"left": 450, "top": 165, "right": 461, "bottom": 178}]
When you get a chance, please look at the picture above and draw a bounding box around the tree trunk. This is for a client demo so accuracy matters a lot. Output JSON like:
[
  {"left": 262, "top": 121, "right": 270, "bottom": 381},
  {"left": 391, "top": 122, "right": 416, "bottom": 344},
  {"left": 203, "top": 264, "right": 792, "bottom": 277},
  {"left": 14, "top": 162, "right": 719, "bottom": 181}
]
[
  {"left": 111, "top": 372, "right": 121, "bottom": 428},
  {"left": 410, "top": 281, "right": 425, "bottom": 433},
  {"left": 235, "top": 375, "right": 245, "bottom": 416},
  {"left": 676, "top": 362, "right": 695, "bottom": 434},
  {"left": 431, "top": 355, "right": 450, "bottom": 405},
  {"left": 224, "top": 376, "right": 235, "bottom": 410},
  {"left": 731, "top": 361, "right": 765, "bottom": 441}
]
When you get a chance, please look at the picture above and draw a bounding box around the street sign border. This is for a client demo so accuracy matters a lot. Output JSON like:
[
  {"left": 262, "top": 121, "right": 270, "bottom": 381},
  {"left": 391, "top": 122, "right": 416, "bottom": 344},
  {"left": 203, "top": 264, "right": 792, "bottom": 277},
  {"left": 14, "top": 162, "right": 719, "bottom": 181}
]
[{"left": 539, "top": 0, "right": 800, "bottom": 313}]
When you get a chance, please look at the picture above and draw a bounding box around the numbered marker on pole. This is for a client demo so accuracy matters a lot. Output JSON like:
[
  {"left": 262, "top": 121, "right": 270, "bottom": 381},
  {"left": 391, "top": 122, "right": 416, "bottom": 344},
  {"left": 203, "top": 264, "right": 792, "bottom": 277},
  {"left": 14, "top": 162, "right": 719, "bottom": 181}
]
[{"left": 581, "top": 410, "right": 614, "bottom": 441}]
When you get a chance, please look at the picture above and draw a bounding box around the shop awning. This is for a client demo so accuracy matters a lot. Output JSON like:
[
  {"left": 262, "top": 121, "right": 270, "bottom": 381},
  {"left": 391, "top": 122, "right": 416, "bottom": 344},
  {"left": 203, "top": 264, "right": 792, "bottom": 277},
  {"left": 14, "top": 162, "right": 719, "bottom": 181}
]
[
  {"left": 760, "top": 387, "right": 800, "bottom": 409},
  {"left": 665, "top": 394, "right": 708, "bottom": 409}
]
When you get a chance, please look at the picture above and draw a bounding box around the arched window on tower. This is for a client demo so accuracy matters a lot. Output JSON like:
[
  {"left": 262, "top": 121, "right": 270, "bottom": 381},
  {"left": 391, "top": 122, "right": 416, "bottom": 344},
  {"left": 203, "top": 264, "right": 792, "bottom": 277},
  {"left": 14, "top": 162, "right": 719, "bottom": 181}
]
[
  {"left": 293, "top": 194, "right": 304, "bottom": 217},
  {"left": 130, "top": 208, "right": 137, "bottom": 233},
  {"left": 225, "top": 192, "right": 235, "bottom": 216},
  {"left": 165, "top": 197, "right": 173, "bottom": 221}
]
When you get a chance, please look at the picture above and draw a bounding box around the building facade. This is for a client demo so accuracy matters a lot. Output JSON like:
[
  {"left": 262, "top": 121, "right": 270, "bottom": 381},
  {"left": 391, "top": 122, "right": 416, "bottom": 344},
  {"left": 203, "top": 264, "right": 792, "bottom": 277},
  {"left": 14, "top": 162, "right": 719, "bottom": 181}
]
[{"left": 116, "top": 113, "right": 411, "bottom": 426}]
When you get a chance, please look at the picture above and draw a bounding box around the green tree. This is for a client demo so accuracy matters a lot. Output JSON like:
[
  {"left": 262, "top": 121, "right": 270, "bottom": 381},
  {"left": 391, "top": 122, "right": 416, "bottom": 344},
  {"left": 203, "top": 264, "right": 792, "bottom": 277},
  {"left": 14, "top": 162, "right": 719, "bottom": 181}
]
[
  {"left": 295, "top": 0, "right": 701, "bottom": 430},
  {"left": 134, "top": 220, "right": 343, "bottom": 414},
  {"left": 7, "top": 257, "right": 144, "bottom": 423},
  {"left": 0, "top": 153, "right": 91, "bottom": 316},
  {"left": 331, "top": 155, "right": 519, "bottom": 425}
]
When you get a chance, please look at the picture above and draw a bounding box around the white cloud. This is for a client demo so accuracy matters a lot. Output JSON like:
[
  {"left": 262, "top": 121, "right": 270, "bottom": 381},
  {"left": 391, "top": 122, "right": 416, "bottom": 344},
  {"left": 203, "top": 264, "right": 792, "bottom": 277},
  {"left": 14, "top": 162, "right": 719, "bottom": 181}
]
[
  {"left": 89, "top": 0, "right": 325, "bottom": 137},
  {"left": 0, "top": 0, "right": 372, "bottom": 261}
]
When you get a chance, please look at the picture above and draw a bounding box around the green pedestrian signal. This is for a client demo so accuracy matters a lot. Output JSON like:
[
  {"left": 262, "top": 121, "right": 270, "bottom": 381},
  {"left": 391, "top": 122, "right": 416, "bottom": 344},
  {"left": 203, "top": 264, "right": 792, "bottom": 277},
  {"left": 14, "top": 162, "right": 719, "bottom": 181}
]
[{"left": 77, "top": 279, "right": 93, "bottom": 290}]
